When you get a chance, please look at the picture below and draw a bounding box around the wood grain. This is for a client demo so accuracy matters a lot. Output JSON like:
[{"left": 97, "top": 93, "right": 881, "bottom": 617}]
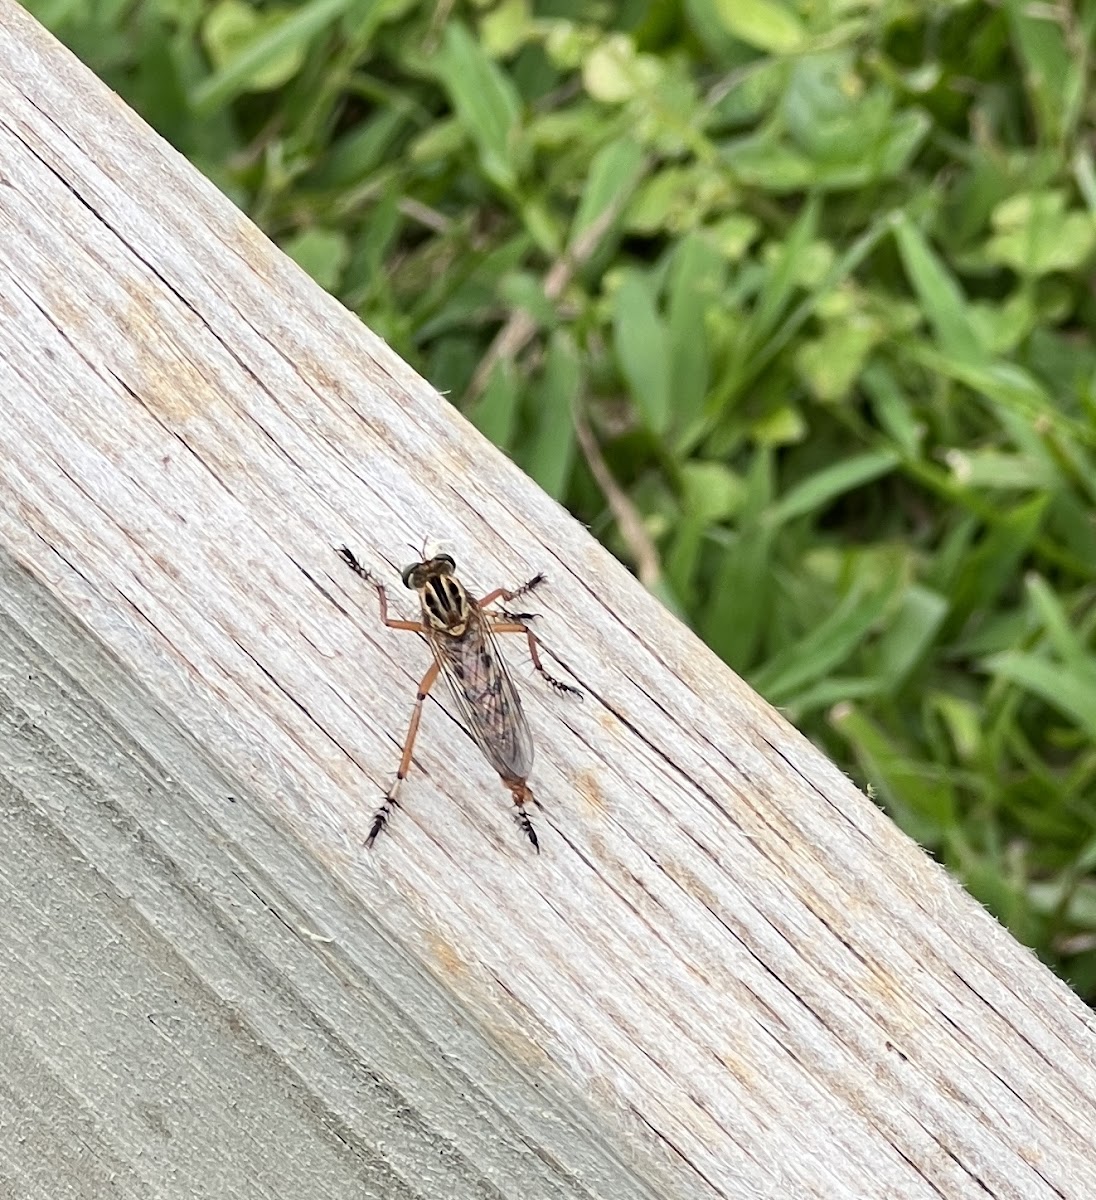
[{"left": 1, "top": 4, "right": 1094, "bottom": 1197}]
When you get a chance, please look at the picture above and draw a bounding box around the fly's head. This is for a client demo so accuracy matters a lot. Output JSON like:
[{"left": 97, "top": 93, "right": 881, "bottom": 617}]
[{"left": 402, "top": 554, "right": 472, "bottom": 636}]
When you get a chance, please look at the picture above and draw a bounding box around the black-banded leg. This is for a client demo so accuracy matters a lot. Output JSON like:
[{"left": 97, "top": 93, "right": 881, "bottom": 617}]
[
  {"left": 505, "top": 778, "right": 540, "bottom": 852},
  {"left": 477, "top": 572, "right": 547, "bottom": 611},
  {"left": 336, "top": 546, "right": 424, "bottom": 633},
  {"left": 479, "top": 573, "right": 581, "bottom": 699},
  {"left": 366, "top": 656, "right": 441, "bottom": 848},
  {"left": 336, "top": 544, "right": 373, "bottom": 582},
  {"left": 490, "top": 619, "right": 582, "bottom": 698}
]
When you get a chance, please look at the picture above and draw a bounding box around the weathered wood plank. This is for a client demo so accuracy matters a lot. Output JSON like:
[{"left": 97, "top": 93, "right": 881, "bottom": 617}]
[
  {"left": 1, "top": 4, "right": 1094, "bottom": 1198},
  {"left": 0, "top": 548, "right": 671, "bottom": 1200}
]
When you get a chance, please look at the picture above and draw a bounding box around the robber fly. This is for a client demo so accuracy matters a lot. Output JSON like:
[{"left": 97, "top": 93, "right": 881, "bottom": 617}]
[{"left": 336, "top": 545, "right": 580, "bottom": 851}]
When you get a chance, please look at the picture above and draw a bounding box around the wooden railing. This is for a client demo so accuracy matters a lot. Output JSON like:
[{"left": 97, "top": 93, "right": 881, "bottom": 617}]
[{"left": 1, "top": 4, "right": 1094, "bottom": 1196}]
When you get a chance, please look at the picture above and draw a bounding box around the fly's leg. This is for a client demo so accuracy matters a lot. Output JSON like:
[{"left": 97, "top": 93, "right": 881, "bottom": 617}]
[
  {"left": 337, "top": 546, "right": 434, "bottom": 845},
  {"left": 336, "top": 546, "right": 424, "bottom": 632},
  {"left": 490, "top": 620, "right": 582, "bottom": 698},
  {"left": 479, "top": 573, "right": 581, "bottom": 696},
  {"left": 368, "top": 659, "right": 441, "bottom": 847},
  {"left": 505, "top": 778, "right": 540, "bottom": 852},
  {"left": 336, "top": 544, "right": 374, "bottom": 584},
  {"left": 477, "top": 572, "right": 547, "bottom": 611}
]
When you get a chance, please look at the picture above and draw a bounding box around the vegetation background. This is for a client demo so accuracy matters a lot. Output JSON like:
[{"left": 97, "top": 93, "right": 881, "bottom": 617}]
[{"left": 25, "top": 0, "right": 1096, "bottom": 1000}]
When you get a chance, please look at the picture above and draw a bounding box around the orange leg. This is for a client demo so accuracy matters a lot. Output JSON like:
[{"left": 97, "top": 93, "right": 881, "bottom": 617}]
[
  {"left": 367, "top": 659, "right": 441, "bottom": 847},
  {"left": 337, "top": 546, "right": 425, "bottom": 631},
  {"left": 338, "top": 546, "right": 439, "bottom": 845},
  {"left": 490, "top": 620, "right": 582, "bottom": 698}
]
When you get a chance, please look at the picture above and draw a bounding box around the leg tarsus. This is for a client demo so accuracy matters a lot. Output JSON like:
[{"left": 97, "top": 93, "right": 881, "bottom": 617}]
[
  {"left": 336, "top": 545, "right": 372, "bottom": 581},
  {"left": 479, "top": 575, "right": 580, "bottom": 699},
  {"left": 507, "top": 779, "right": 541, "bottom": 853},
  {"left": 477, "top": 572, "right": 547, "bottom": 609},
  {"left": 508, "top": 571, "right": 547, "bottom": 601},
  {"left": 518, "top": 813, "right": 540, "bottom": 853},
  {"left": 366, "top": 795, "right": 398, "bottom": 848},
  {"left": 337, "top": 546, "right": 424, "bottom": 631},
  {"left": 541, "top": 671, "right": 583, "bottom": 699}
]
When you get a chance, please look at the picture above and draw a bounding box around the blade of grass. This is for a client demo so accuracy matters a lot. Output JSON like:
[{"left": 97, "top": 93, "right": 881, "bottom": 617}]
[
  {"left": 193, "top": 0, "right": 351, "bottom": 114},
  {"left": 831, "top": 704, "right": 956, "bottom": 846},
  {"left": 985, "top": 651, "right": 1096, "bottom": 741},
  {"left": 767, "top": 449, "right": 900, "bottom": 527},
  {"left": 874, "top": 585, "right": 949, "bottom": 693},
  {"left": 892, "top": 212, "right": 985, "bottom": 364},
  {"left": 751, "top": 581, "right": 898, "bottom": 704},
  {"left": 430, "top": 21, "right": 523, "bottom": 191},
  {"left": 523, "top": 332, "right": 579, "bottom": 498},
  {"left": 613, "top": 270, "right": 671, "bottom": 435}
]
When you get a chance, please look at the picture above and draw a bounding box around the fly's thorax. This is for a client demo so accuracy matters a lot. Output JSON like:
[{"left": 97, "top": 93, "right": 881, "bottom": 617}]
[
  {"left": 402, "top": 554, "right": 473, "bottom": 636},
  {"left": 421, "top": 573, "right": 474, "bottom": 635}
]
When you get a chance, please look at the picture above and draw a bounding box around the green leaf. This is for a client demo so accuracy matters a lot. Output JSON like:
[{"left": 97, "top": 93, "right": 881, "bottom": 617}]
[
  {"left": 711, "top": 0, "right": 806, "bottom": 53},
  {"left": 612, "top": 271, "right": 671, "bottom": 434},
  {"left": 195, "top": 0, "right": 350, "bottom": 112},
  {"left": 795, "top": 316, "right": 881, "bottom": 402},
  {"left": 281, "top": 227, "right": 349, "bottom": 290},
  {"left": 703, "top": 525, "right": 774, "bottom": 670},
  {"left": 782, "top": 676, "right": 883, "bottom": 715},
  {"left": 892, "top": 213, "right": 985, "bottom": 364},
  {"left": 702, "top": 452, "right": 775, "bottom": 668},
  {"left": 665, "top": 517, "right": 705, "bottom": 602},
  {"left": 944, "top": 449, "right": 1057, "bottom": 492},
  {"left": 667, "top": 233, "right": 720, "bottom": 439},
  {"left": 985, "top": 191, "right": 1096, "bottom": 276},
  {"left": 481, "top": 0, "right": 534, "bottom": 57},
  {"left": 468, "top": 362, "right": 520, "bottom": 449},
  {"left": 722, "top": 109, "right": 930, "bottom": 192},
  {"left": 985, "top": 652, "right": 1096, "bottom": 742},
  {"left": 874, "top": 586, "right": 948, "bottom": 693},
  {"left": 1024, "top": 574, "right": 1088, "bottom": 665},
  {"left": 926, "top": 692, "right": 983, "bottom": 764},
  {"left": 752, "top": 583, "right": 898, "bottom": 705},
  {"left": 498, "top": 272, "right": 558, "bottom": 328},
  {"left": 907, "top": 347, "right": 1053, "bottom": 423},
  {"left": 524, "top": 333, "right": 579, "bottom": 498},
  {"left": 708, "top": 214, "right": 761, "bottom": 260},
  {"left": 571, "top": 137, "right": 645, "bottom": 248},
  {"left": 312, "top": 107, "right": 407, "bottom": 187},
  {"left": 1004, "top": 0, "right": 1085, "bottom": 145},
  {"left": 768, "top": 449, "right": 900, "bottom": 526},
  {"left": 949, "top": 496, "right": 1048, "bottom": 629},
  {"left": 861, "top": 362, "right": 922, "bottom": 458},
  {"left": 831, "top": 706, "right": 956, "bottom": 847},
  {"left": 681, "top": 461, "right": 745, "bottom": 523},
  {"left": 750, "top": 403, "right": 807, "bottom": 447},
  {"left": 750, "top": 196, "right": 819, "bottom": 350},
  {"left": 431, "top": 21, "right": 523, "bottom": 191},
  {"left": 583, "top": 33, "right": 662, "bottom": 102},
  {"left": 781, "top": 51, "right": 930, "bottom": 178}
]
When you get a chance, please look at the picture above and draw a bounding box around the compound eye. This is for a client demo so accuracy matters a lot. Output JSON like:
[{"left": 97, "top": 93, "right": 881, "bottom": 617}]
[
  {"left": 400, "top": 563, "right": 420, "bottom": 589},
  {"left": 434, "top": 554, "right": 457, "bottom": 574}
]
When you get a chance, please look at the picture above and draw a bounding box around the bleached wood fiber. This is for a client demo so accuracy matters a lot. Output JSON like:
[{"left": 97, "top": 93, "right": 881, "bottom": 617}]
[{"left": 1, "top": 5, "right": 1094, "bottom": 1197}]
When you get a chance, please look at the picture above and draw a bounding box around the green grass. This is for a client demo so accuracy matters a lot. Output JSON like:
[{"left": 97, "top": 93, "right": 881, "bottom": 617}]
[{"left": 31, "top": 0, "right": 1096, "bottom": 999}]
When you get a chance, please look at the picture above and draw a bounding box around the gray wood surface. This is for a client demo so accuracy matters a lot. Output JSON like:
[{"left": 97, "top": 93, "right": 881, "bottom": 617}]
[{"left": 1, "top": 4, "right": 1095, "bottom": 1198}]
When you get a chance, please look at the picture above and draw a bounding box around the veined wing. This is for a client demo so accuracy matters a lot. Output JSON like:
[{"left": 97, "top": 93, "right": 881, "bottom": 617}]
[{"left": 426, "top": 608, "right": 534, "bottom": 780}]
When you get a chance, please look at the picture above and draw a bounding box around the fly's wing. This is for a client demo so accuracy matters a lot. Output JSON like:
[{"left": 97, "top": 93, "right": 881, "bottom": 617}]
[{"left": 427, "top": 610, "right": 534, "bottom": 780}]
